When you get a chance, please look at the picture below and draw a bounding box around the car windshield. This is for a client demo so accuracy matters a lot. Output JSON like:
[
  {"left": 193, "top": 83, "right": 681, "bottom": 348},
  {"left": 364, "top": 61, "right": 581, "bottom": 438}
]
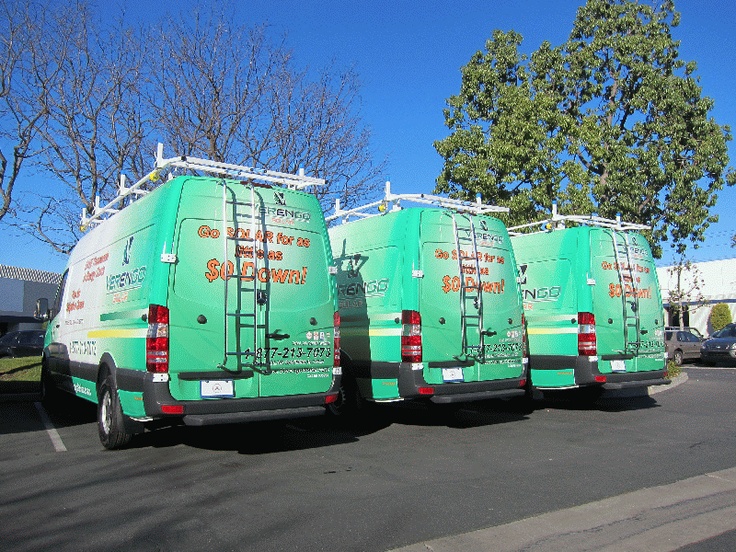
[{"left": 713, "top": 326, "right": 736, "bottom": 339}]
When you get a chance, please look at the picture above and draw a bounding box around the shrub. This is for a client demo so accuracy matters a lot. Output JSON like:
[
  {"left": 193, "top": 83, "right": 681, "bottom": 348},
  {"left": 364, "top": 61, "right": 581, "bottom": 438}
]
[{"left": 709, "top": 303, "right": 732, "bottom": 332}]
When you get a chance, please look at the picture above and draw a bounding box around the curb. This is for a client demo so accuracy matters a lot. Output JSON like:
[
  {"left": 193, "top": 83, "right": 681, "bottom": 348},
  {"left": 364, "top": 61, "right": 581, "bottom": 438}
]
[
  {"left": 389, "top": 465, "right": 736, "bottom": 552},
  {"left": 600, "top": 371, "right": 688, "bottom": 399},
  {"left": 649, "top": 371, "right": 688, "bottom": 395}
]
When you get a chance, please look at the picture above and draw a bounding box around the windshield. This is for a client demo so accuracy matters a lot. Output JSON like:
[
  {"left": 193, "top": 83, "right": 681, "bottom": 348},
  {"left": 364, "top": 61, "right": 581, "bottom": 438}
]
[{"left": 713, "top": 325, "right": 736, "bottom": 338}]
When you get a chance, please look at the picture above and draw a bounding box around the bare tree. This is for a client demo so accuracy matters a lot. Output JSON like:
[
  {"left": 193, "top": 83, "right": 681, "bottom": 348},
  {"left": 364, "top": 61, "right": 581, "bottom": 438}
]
[
  {"left": 25, "top": 7, "right": 149, "bottom": 253},
  {"left": 5, "top": 4, "right": 384, "bottom": 252},
  {"left": 666, "top": 256, "right": 707, "bottom": 329},
  {"left": 146, "top": 12, "right": 384, "bottom": 213},
  {"left": 0, "top": 0, "right": 51, "bottom": 221}
]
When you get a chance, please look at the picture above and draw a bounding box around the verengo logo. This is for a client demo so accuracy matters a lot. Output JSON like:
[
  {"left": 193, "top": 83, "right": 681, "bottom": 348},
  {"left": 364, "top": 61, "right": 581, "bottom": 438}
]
[{"left": 106, "top": 266, "right": 147, "bottom": 292}]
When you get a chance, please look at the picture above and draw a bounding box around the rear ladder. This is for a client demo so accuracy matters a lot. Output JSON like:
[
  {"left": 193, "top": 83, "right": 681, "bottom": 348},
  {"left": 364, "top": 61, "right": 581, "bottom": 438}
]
[
  {"left": 219, "top": 183, "right": 270, "bottom": 373},
  {"left": 611, "top": 230, "right": 641, "bottom": 353},
  {"left": 452, "top": 213, "right": 484, "bottom": 360}
]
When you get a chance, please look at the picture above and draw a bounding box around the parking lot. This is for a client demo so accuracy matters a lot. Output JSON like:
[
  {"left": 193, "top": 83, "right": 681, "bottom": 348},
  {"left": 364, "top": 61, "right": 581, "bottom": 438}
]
[{"left": 1, "top": 364, "right": 736, "bottom": 552}]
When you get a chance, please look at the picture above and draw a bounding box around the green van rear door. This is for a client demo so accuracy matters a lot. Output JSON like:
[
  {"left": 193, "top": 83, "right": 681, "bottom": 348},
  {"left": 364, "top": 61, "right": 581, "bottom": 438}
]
[
  {"left": 167, "top": 178, "right": 336, "bottom": 401},
  {"left": 590, "top": 229, "right": 665, "bottom": 373},
  {"left": 419, "top": 210, "right": 524, "bottom": 384}
]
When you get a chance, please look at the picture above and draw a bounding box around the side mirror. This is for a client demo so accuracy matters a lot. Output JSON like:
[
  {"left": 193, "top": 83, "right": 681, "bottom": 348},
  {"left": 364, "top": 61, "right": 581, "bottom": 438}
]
[{"left": 35, "top": 298, "right": 50, "bottom": 321}]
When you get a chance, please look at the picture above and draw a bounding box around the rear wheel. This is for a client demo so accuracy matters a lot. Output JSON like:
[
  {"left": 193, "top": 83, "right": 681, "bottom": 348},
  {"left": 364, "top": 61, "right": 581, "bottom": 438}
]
[
  {"left": 327, "top": 372, "right": 362, "bottom": 418},
  {"left": 97, "top": 372, "right": 133, "bottom": 450},
  {"left": 673, "top": 350, "right": 684, "bottom": 366}
]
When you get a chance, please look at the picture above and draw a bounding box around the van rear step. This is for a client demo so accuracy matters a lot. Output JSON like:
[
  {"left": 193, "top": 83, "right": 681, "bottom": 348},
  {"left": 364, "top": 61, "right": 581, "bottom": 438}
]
[{"left": 183, "top": 406, "right": 327, "bottom": 426}]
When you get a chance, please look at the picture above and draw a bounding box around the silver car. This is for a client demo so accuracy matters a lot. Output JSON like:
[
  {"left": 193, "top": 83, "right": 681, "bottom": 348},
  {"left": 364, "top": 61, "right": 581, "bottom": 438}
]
[
  {"left": 665, "top": 329, "right": 702, "bottom": 366},
  {"left": 700, "top": 323, "right": 736, "bottom": 366}
]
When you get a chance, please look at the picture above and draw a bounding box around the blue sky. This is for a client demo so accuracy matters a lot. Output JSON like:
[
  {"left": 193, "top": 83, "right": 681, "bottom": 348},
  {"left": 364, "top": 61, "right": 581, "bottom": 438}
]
[{"left": 3, "top": 0, "right": 734, "bottom": 273}]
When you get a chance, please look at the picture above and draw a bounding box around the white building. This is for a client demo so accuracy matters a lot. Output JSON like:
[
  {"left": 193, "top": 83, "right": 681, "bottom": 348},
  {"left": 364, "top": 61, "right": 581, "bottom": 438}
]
[
  {"left": 0, "top": 265, "right": 61, "bottom": 336},
  {"left": 657, "top": 258, "right": 736, "bottom": 336}
]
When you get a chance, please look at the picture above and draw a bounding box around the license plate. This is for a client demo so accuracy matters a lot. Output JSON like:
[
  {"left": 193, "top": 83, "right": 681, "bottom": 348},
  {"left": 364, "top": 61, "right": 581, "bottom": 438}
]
[
  {"left": 610, "top": 360, "right": 626, "bottom": 372},
  {"left": 442, "top": 368, "right": 464, "bottom": 382},
  {"left": 201, "top": 380, "right": 234, "bottom": 398}
]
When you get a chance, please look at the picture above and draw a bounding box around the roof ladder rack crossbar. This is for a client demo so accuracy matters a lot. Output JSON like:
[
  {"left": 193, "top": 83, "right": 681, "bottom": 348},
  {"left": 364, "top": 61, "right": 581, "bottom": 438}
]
[
  {"left": 326, "top": 181, "right": 509, "bottom": 224},
  {"left": 81, "top": 143, "right": 325, "bottom": 229},
  {"left": 154, "top": 144, "right": 325, "bottom": 190},
  {"left": 507, "top": 201, "right": 651, "bottom": 236},
  {"left": 81, "top": 173, "right": 150, "bottom": 230}
]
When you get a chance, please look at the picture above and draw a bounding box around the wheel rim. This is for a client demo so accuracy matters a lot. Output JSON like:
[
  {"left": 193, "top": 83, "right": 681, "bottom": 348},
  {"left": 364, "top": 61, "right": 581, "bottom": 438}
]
[{"left": 100, "top": 388, "right": 112, "bottom": 435}]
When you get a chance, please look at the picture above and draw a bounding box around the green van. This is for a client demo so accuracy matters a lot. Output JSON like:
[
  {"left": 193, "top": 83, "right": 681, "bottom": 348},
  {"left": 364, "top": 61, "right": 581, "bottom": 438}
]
[
  {"left": 37, "top": 145, "right": 341, "bottom": 448},
  {"left": 509, "top": 207, "right": 669, "bottom": 396},
  {"left": 326, "top": 185, "right": 527, "bottom": 413}
]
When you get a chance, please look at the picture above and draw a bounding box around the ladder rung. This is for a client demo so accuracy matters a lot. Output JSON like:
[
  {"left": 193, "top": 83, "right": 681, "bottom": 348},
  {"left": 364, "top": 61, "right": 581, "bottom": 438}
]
[{"left": 226, "top": 199, "right": 257, "bottom": 207}]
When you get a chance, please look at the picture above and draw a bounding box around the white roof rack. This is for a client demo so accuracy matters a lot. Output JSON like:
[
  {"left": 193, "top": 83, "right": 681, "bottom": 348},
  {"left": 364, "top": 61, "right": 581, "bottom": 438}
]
[
  {"left": 81, "top": 143, "right": 325, "bottom": 229},
  {"left": 326, "top": 181, "right": 509, "bottom": 224},
  {"left": 508, "top": 201, "right": 650, "bottom": 235}
]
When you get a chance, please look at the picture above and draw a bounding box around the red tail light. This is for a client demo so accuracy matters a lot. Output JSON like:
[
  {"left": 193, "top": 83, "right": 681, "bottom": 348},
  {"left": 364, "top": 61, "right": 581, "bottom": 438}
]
[
  {"left": 333, "top": 311, "right": 341, "bottom": 367},
  {"left": 325, "top": 392, "right": 339, "bottom": 405},
  {"left": 401, "top": 310, "right": 422, "bottom": 363},
  {"left": 147, "top": 304, "right": 169, "bottom": 373},
  {"left": 578, "top": 311, "right": 597, "bottom": 356}
]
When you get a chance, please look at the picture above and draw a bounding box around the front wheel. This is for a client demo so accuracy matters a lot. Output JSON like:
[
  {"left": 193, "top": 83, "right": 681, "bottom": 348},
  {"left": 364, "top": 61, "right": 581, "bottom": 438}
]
[
  {"left": 97, "top": 373, "right": 133, "bottom": 450},
  {"left": 40, "top": 358, "right": 59, "bottom": 405}
]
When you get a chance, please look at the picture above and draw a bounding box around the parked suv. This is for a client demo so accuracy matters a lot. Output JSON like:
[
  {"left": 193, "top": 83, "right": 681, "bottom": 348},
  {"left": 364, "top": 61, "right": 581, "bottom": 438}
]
[
  {"left": 0, "top": 330, "right": 45, "bottom": 358},
  {"left": 664, "top": 328, "right": 702, "bottom": 366}
]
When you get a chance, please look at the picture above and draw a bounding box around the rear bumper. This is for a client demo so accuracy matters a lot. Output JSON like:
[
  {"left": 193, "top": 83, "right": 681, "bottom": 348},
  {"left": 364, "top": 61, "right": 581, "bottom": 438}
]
[
  {"left": 350, "top": 360, "right": 526, "bottom": 403},
  {"left": 601, "top": 371, "right": 670, "bottom": 390},
  {"left": 700, "top": 351, "right": 736, "bottom": 363},
  {"left": 117, "top": 367, "right": 341, "bottom": 425},
  {"left": 529, "top": 354, "right": 668, "bottom": 389},
  {"left": 396, "top": 362, "right": 526, "bottom": 403}
]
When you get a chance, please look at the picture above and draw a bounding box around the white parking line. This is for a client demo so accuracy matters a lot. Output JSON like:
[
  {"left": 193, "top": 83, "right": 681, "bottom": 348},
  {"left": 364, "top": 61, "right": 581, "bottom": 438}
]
[{"left": 34, "top": 402, "right": 67, "bottom": 452}]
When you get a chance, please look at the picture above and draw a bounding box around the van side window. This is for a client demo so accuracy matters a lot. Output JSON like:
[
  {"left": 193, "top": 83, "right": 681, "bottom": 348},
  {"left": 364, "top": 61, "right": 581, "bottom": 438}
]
[{"left": 52, "top": 270, "right": 69, "bottom": 318}]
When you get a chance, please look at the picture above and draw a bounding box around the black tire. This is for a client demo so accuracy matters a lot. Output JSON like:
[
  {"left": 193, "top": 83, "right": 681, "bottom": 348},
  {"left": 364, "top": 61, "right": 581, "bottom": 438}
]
[
  {"left": 97, "top": 372, "right": 133, "bottom": 450},
  {"left": 40, "top": 358, "right": 60, "bottom": 405},
  {"left": 327, "top": 372, "right": 361, "bottom": 419},
  {"left": 673, "top": 350, "right": 684, "bottom": 366}
]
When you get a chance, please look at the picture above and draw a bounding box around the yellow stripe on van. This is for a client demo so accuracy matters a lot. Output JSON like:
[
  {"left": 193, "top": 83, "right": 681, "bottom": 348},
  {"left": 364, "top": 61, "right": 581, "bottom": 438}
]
[
  {"left": 369, "top": 328, "right": 402, "bottom": 337},
  {"left": 87, "top": 329, "right": 147, "bottom": 339},
  {"left": 527, "top": 328, "right": 578, "bottom": 335}
]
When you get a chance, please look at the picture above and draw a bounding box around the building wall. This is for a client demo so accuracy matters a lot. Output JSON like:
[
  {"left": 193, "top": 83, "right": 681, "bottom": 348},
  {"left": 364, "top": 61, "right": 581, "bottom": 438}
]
[
  {"left": 657, "top": 258, "right": 736, "bottom": 336},
  {"left": 0, "top": 266, "right": 61, "bottom": 335}
]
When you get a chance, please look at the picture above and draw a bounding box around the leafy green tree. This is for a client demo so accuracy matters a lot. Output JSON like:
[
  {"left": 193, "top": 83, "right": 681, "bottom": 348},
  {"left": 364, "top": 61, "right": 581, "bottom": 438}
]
[
  {"left": 709, "top": 303, "right": 732, "bottom": 333},
  {"left": 435, "top": 0, "right": 734, "bottom": 258}
]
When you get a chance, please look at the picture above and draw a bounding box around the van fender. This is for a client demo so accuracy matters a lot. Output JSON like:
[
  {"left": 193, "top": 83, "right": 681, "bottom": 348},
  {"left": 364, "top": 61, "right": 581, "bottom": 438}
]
[{"left": 96, "top": 354, "right": 145, "bottom": 434}]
